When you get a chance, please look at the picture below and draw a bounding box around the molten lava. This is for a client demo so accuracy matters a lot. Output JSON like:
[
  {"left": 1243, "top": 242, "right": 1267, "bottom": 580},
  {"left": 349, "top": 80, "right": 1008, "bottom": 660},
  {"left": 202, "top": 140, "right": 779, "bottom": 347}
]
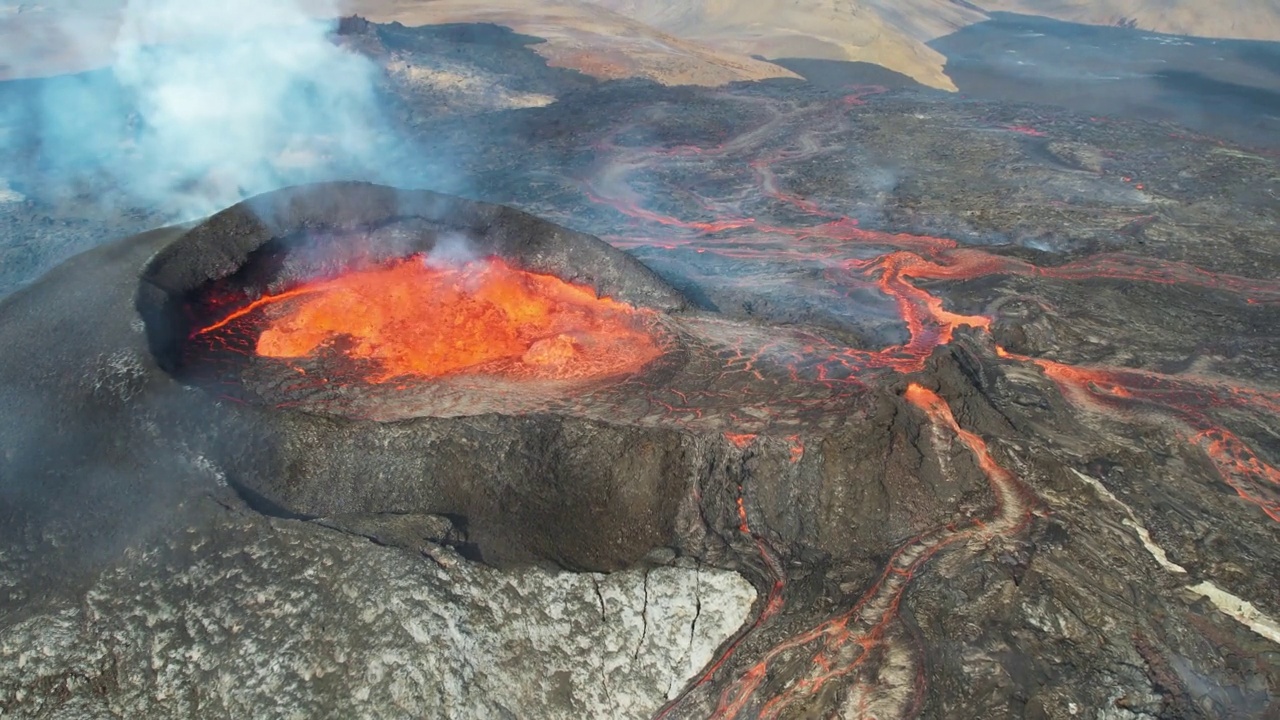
[{"left": 197, "top": 256, "right": 662, "bottom": 383}]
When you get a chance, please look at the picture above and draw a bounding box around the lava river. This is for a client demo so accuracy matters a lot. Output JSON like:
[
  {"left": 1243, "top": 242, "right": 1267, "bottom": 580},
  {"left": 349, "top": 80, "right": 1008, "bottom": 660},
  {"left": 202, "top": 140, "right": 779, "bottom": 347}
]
[{"left": 572, "top": 85, "right": 1280, "bottom": 718}]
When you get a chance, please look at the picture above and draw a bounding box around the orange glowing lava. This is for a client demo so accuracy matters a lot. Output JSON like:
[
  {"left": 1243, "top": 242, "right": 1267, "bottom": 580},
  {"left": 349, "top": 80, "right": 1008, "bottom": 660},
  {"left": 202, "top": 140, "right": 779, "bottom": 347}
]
[
  {"left": 577, "top": 90, "right": 1280, "bottom": 718},
  {"left": 199, "top": 256, "right": 663, "bottom": 383},
  {"left": 684, "top": 384, "right": 1034, "bottom": 720},
  {"left": 996, "top": 346, "right": 1280, "bottom": 522}
]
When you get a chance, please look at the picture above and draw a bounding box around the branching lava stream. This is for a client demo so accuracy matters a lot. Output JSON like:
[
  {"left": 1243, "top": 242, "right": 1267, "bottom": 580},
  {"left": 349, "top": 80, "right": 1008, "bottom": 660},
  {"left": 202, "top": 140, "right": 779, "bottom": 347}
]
[
  {"left": 689, "top": 385, "right": 1035, "bottom": 719},
  {"left": 571, "top": 87, "right": 1280, "bottom": 718}
]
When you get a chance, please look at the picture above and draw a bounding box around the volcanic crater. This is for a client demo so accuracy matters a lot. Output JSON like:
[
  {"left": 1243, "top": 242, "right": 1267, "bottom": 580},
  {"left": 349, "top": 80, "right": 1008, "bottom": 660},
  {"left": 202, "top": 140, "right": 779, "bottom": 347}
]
[
  {"left": 147, "top": 182, "right": 684, "bottom": 421},
  {"left": 128, "top": 182, "right": 718, "bottom": 571}
]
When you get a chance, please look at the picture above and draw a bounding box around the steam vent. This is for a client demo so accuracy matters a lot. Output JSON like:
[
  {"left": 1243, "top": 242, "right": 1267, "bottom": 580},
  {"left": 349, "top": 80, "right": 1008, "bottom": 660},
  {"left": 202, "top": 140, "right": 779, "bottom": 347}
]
[{"left": 3, "top": 176, "right": 1279, "bottom": 717}]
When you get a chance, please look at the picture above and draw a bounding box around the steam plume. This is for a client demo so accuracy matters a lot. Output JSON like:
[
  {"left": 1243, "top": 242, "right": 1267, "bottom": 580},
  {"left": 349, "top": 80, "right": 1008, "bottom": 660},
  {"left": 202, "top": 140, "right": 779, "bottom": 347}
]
[
  {"left": 3, "top": 0, "right": 397, "bottom": 220},
  {"left": 424, "top": 232, "right": 481, "bottom": 269}
]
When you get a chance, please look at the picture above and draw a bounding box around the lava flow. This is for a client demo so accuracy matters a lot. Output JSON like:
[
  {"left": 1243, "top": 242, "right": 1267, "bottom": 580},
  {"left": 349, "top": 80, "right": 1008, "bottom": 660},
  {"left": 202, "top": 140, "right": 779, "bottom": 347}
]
[
  {"left": 997, "top": 347, "right": 1280, "bottom": 522},
  {"left": 191, "top": 255, "right": 663, "bottom": 384},
  {"left": 570, "top": 86, "right": 1280, "bottom": 718},
  {"left": 667, "top": 385, "right": 1034, "bottom": 719},
  {"left": 657, "top": 476, "right": 789, "bottom": 720}
]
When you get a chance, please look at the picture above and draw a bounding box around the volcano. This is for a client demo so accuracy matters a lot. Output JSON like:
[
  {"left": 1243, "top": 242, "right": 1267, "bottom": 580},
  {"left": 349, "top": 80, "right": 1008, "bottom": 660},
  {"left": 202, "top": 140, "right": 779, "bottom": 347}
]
[
  {"left": 111, "top": 182, "right": 695, "bottom": 569},
  {"left": 122, "top": 182, "right": 918, "bottom": 578},
  {"left": 5, "top": 164, "right": 1280, "bottom": 717},
  {"left": 2, "top": 19, "right": 1279, "bottom": 718}
]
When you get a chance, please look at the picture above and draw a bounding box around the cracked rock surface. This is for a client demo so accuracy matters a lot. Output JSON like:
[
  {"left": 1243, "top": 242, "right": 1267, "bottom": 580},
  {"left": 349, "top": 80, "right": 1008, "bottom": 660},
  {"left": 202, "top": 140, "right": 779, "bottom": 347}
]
[{"left": 0, "top": 499, "right": 754, "bottom": 719}]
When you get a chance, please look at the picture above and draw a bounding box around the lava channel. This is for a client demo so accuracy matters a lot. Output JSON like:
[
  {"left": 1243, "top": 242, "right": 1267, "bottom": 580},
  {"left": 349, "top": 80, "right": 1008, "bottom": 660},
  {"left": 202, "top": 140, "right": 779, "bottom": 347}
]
[
  {"left": 190, "top": 255, "right": 663, "bottom": 385},
  {"left": 663, "top": 385, "right": 1036, "bottom": 719},
  {"left": 997, "top": 347, "right": 1280, "bottom": 522}
]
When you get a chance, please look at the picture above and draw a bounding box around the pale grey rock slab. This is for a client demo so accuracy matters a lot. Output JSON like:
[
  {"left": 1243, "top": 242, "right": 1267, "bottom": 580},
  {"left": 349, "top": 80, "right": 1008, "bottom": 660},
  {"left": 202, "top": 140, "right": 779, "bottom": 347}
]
[{"left": 0, "top": 507, "right": 755, "bottom": 719}]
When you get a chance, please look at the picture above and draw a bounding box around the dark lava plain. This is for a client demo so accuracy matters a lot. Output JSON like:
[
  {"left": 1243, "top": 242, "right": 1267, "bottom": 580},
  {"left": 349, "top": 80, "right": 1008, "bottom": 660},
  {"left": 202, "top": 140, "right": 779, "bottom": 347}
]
[
  {"left": 2, "top": 18, "right": 1279, "bottom": 720},
  {"left": 931, "top": 12, "right": 1280, "bottom": 151}
]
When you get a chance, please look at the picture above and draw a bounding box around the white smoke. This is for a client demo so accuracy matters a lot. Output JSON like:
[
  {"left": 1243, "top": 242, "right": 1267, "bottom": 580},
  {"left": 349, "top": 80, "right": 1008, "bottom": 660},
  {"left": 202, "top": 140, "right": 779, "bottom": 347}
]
[
  {"left": 423, "top": 232, "right": 481, "bottom": 269},
  {"left": 3, "top": 0, "right": 398, "bottom": 220},
  {"left": 109, "top": 0, "right": 384, "bottom": 217}
]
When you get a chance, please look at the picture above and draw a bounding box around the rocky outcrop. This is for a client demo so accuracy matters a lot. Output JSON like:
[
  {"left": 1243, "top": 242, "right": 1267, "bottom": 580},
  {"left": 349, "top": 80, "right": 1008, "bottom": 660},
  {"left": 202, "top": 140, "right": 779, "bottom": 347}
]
[{"left": 0, "top": 501, "right": 755, "bottom": 719}]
